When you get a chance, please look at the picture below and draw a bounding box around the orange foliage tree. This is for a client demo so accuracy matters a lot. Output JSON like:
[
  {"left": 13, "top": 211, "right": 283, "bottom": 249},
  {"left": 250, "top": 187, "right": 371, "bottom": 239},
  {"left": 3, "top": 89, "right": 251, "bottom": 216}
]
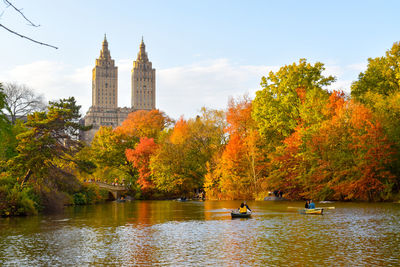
[
  {"left": 205, "top": 96, "right": 268, "bottom": 200},
  {"left": 267, "top": 126, "right": 308, "bottom": 199},
  {"left": 327, "top": 103, "right": 395, "bottom": 200},
  {"left": 116, "top": 109, "right": 172, "bottom": 140},
  {"left": 266, "top": 90, "right": 396, "bottom": 201},
  {"left": 126, "top": 137, "right": 158, "bottom": 194},
  {"left": 151, "top": 109, "right": 226, "bottom": 197},
  {"left": 308, "top": 94, "right": 395, "bottom": 200}
]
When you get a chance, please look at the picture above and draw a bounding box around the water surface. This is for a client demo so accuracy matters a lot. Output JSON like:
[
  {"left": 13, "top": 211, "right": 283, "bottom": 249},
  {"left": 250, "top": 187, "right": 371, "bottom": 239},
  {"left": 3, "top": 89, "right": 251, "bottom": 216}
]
[{"left": 1, "top": 201, "right": 399, "bottom": 266}]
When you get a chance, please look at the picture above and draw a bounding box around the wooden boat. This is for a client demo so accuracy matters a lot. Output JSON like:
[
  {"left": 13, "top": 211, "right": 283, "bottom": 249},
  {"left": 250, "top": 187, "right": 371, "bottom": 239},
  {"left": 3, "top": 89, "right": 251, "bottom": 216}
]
[
  {"left": 231, "top": 210, "right": 252, "bottom": 218},
  {"left": 299, "top": 208, "right": 324, "bottom": 215}
]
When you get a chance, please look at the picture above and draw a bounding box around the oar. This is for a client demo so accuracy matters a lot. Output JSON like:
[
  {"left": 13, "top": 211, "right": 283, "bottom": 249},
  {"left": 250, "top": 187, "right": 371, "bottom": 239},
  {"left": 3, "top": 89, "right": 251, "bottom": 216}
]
[{"left": 288, "top": 206, "right": 335, "bottom": 209}]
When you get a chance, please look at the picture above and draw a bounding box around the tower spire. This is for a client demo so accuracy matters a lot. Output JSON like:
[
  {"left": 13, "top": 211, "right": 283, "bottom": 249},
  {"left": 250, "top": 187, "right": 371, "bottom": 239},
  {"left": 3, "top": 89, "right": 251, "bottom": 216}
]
[
  {"left": 102, "top": 34, "right": 108, "bottom": 48},
  {"left": 99, "top": 34, "right": 110, "bottom": 60},
  {"left": 137, "top": 37, "right": 148, "bottom": 62}
]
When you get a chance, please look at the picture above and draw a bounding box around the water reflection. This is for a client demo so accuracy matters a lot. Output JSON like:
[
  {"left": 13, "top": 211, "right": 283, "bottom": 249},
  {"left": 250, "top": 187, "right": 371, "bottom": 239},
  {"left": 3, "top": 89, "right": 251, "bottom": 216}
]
[{"left": 0, "top": 201, "right": 399, "bottom": 265}]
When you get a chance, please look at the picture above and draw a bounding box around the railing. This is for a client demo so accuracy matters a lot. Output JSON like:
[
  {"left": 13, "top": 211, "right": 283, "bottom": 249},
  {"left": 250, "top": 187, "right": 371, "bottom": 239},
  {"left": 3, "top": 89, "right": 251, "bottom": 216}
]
[{"left": 89, "top": 181, "right": 128, "bottom": 191}]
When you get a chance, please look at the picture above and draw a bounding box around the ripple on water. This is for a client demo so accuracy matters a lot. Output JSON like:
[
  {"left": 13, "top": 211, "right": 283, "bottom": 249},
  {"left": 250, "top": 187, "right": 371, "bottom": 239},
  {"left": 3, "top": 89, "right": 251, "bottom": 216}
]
[{"left": 0, "top": 201, "right": 399, "bottom": 266}]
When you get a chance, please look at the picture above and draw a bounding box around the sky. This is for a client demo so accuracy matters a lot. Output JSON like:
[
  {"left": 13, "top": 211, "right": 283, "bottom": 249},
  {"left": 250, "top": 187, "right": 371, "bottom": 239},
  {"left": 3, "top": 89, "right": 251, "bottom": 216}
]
[{"left": 1, "top": 0, "right": 400, "bottom": 120}]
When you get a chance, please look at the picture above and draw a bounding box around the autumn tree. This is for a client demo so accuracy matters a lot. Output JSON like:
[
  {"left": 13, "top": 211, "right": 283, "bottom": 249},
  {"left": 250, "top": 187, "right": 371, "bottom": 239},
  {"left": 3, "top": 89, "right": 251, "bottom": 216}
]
[
  {"left": 116, "top": 109, "right": 172, "bottom": 140},
  {"left": 265, "top": 91, "right": 342, "bottom": 200},
  {"left": 350, "top": 92, "right": 400, "bottom": 191},
  {"left": 205, "top": 96, "right": 268, "bottom": 200},
  {"left": 151, "top": 109, "right": 226, "bottom": 197},
  {"left": 126, "top": 137, "right": 158, "bottom": 194},
  {"left": 85, "top": 109, "right": 172, "bottom": 194},
  {"left": 265, "top": 89, "right": 396, "bottom": 201},
  {"left": 87, "top": 126, "right": 138, "bottom": 188},
  {"left": 266, "top": 126, "right": 307, "bottom": 199},
  {"left": 311, "top": 100, "right": 396, "bottom": 200},
  {"left": 350, "top": 42, "right": 400, "bottom": 193},
  {"left": 151, "top": 118, "right": 200, "bottom": 197}
]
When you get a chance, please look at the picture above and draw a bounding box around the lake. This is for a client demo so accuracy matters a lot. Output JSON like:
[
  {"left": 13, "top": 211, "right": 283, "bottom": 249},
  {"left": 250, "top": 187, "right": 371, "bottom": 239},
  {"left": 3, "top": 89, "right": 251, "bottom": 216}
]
[{"left": 0, "top": 201, "right": 399, "bottom": 266}]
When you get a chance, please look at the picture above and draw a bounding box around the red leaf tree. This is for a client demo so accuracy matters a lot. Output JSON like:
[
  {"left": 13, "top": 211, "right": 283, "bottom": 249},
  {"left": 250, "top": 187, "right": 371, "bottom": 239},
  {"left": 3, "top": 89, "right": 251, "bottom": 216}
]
[{"left": 126, "top": 137, "right": 158, "bottom": 193}]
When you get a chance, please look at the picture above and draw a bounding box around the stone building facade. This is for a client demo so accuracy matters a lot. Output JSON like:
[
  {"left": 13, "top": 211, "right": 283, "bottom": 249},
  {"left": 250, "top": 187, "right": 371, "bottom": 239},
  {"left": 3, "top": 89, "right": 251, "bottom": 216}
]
[
  {"left": 132, "top": 38, "right": 156, "bottom": 110},
  {"left": 92, "top": 36, "right": 118, "bottom": 108},
  {"left": 81, "top": 35, "right": 156, "bottom": 143}
]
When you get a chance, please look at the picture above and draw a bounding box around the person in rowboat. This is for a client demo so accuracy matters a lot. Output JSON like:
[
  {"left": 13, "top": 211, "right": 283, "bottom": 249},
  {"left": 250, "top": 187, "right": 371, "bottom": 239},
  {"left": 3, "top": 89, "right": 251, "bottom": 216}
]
[
  {"left": 239, "top": 203, "right": 246, "bottom": 213},
  {"left": 238, "top": 201, "right": 252, "bottom": 214},
  {"left": 305, "top": 200, "right": 309, "bottom": 209},
  {"left": 244, "top": 201, "right": 251, "bottom": 212},
  {"left": 308, "top": 199, "right": 315, "bottom": 209}
]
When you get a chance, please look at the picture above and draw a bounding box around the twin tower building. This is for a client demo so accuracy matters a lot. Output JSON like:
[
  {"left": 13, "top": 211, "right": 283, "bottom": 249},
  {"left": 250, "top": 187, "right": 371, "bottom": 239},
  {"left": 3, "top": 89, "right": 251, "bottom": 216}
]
[{"left": 81, "top": 35, "right": 156, "bottom": 142}]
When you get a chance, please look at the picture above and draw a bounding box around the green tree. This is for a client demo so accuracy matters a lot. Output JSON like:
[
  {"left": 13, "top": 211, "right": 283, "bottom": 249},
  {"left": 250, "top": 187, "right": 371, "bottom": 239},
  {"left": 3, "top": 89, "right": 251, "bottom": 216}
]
[
  {"left": 10, "top": 97, "right": 88, "bottom": 179},
  {"left": 89, "top": 126, "right": 138, "bottom": 186},
  {"left": 252, "top": 58, "right": 335, "bottom": 144},
  {"left": 1, "top": 97, "right": 91, "bottom": 214},
  {"left": 351, "top": 41, "right": 400, "bottom": 192},
  {"left": 0, "top": 84, "right": 12, "bottom": 164},
  {"left": 351, "top": 41, "right": 400, "bottom": 101},
  {"left": 0, "top": 84, "right": 7, "bottom": 125},
  {"left": 91, "top": 126, "right": 135, "bottom": 170},
  {"left": 0, "top": 120, "right": 26, "bottom": 167}
]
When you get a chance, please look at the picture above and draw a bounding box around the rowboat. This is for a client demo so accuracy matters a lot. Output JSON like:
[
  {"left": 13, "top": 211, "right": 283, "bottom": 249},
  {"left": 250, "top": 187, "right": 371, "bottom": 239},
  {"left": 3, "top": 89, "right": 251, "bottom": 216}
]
[
  {"left": 299, "top": 208, "right": 324, "bottom": 215},
  {"left": 231, "top": 210, "right": 252, "bottom": 218}
]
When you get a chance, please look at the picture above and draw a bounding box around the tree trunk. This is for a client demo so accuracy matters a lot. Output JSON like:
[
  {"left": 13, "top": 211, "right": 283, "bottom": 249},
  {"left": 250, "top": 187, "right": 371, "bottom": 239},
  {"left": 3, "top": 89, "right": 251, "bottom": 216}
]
[{"left": 20, "top": 169, "right": 32, "bottom": 187}]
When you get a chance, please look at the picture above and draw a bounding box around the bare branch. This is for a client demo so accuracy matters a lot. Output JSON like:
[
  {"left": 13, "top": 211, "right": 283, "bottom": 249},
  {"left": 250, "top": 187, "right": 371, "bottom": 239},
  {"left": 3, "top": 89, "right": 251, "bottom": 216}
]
[
  {"left": 3, "top": 0, "right": 40, "bottom": 27},
  {"left": 0, "top": 23, "right": 58, "bottom": 49},
  {"left": 3, "top": 82, "right": 47, "bottom": 124}
]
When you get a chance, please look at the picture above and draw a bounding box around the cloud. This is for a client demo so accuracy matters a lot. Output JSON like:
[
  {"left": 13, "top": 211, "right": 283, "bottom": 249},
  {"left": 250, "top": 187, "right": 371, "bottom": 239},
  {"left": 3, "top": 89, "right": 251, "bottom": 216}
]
[
  {"left": 324, "top": 65, "right": 344, "bottom": 77},
  {"left": 347, "top": 62, "right": 368, "bottom": 72},
  {"left": 323, "top": 63, "right": 368, "bottom": 94},
  {"left": 0, "top": 59, "right": 362, "bottom": 120},
  {"left": 0, "top": 61, "right": 92, "bottom": 113},
  {"left": 156, "top": 59, "right": 277, "bottom": 119}
]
